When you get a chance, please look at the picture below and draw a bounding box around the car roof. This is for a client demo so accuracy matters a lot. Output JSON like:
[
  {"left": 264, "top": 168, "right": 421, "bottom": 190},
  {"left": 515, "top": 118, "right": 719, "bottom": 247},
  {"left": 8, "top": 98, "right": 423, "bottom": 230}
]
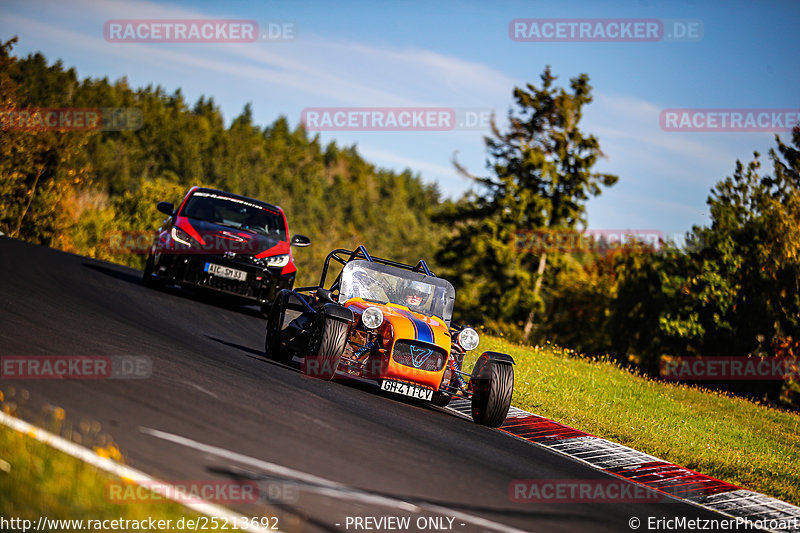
[{"left": 189, "top": 187, "right": 283, "bottom": 214}]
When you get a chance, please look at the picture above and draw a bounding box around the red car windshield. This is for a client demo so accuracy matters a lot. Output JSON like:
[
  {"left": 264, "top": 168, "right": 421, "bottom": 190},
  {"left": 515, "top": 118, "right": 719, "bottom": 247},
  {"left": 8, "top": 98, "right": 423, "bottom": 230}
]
[{"left": 181, "top": 191, "right": 286, "bottom": 240}]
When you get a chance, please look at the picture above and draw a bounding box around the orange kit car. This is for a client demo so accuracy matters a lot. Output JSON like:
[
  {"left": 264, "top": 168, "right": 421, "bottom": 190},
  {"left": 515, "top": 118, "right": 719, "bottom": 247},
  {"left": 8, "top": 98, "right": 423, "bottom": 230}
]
[{"left": 264, "top": 246, "right": 514, "bottom": 427}]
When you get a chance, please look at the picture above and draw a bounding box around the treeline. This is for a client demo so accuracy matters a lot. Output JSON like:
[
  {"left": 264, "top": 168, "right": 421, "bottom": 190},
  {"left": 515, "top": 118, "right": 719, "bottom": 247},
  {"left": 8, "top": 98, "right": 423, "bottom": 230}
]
[
  {"left": 3, "top": 38, "right": 799, "bottom": 407},
  {"left": 0, "top": 38, "right": 443, "bottom": 284},
  {"left": 434, "top": 66, "right": 800, "bottom": 408}
]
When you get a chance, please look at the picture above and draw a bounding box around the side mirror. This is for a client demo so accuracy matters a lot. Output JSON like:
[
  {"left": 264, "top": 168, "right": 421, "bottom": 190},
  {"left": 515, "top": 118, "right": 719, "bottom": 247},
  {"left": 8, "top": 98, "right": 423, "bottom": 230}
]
[
  {"left": 291, "top": 234, "right": 311, "bottom": 247},
  {"left": 157, "top": 201, "right": 175, "bottom": 216}
]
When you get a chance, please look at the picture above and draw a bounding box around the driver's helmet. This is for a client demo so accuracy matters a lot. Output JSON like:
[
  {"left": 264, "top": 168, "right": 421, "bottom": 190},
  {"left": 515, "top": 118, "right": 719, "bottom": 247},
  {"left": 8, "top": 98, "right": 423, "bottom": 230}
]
[{"left": 403, "top": 280, "right": 431, "bottom": 309}]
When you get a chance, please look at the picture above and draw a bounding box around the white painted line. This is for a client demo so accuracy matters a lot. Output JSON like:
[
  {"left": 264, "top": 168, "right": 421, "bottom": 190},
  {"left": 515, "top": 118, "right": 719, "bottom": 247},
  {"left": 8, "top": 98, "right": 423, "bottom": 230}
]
[
  {"left": 505, "top": 406, "right": 531, "bottom": 418},
  {"left": 0, "top": 412, "right": 276, "bottom": 533},
  {"left": 697, "top": 490, "right": 800, "bottom": 521},
  {"left": 141, "top": 426, "right": 533, "bottom": 533},
  {"left": 182, "top": 380, "right": 219, "bottom": 399}
]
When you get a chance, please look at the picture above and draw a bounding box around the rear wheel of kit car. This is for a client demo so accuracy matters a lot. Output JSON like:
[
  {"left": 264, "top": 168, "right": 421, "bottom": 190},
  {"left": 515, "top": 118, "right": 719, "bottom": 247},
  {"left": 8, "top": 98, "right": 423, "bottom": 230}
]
[
  {"left": 304, "top": 316, "right": 348, "bottom": 380},
  {"left": 470, "top": 360, "right": 514, "bottom": 427},
  {"left": 265, "top": 296, "right": 293, "bottom": 364}
]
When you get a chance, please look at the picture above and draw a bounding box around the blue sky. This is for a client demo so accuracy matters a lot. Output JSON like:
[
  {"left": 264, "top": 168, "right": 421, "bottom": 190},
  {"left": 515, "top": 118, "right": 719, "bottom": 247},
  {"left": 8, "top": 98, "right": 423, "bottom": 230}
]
[{"left": 2, "top": 0, "right": 798, "bottom": 238}]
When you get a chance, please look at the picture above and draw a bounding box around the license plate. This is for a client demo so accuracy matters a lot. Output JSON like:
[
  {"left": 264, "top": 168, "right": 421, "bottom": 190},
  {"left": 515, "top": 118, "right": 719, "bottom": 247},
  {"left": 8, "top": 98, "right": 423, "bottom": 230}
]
[
  {"left": 380, "top": 380, "right": 433, "bottom": 401},
  {"left": 205, "top": 263, "right": 247, "bottom": 281}
]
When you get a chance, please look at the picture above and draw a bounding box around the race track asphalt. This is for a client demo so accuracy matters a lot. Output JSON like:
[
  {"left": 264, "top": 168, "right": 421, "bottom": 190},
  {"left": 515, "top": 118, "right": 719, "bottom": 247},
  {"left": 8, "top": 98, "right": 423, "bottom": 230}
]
[{"left": 0, "top": 237, "right": 752, "bottom": 532}]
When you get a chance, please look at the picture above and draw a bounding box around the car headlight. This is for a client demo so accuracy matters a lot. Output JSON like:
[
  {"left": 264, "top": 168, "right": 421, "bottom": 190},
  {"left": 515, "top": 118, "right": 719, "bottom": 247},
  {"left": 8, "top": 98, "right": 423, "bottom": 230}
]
[
  {"left": 457, "top": 327, "right": 479, "bottom": 351},
  {"left": 261, "top": 254, "right": 289, "bottom": 268},
  {"left": 171, "top": 226, "right": 193, "bottom": 246},
  {"left": 361, "top": 306, "right": 384, "bottom": 329}
]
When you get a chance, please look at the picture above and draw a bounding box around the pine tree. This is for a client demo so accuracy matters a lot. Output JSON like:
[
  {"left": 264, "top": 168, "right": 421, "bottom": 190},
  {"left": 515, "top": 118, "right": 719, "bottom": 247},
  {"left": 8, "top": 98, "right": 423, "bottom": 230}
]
[{"left": 436, "top": 67, "right": 617, "bottom": 339}]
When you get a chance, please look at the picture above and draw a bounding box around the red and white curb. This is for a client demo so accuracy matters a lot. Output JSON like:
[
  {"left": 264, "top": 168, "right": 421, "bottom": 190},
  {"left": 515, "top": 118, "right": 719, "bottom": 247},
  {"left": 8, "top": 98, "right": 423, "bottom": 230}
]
[{"left": 445, "top": 399, "right": 800, "bottom": 533}]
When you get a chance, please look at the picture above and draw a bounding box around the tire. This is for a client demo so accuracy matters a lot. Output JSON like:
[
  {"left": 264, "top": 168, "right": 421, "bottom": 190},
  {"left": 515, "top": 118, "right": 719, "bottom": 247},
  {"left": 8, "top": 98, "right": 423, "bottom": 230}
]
[
  {"left": 431, "top": 391, "right": 452, "bottom": 407},
  {"left": 470, "top": 360, "right": 514, "bottom": 427},
  {"left": 264, "top": 296, "right": 293, "bottom": 364},
  {"left": 142, "top": 254, "right": 162, "bottom": 288},
  {"left": 431, "top": 371, "right": 456, "bottom": 406},
  {"left": 303, "top": 316, "right": 348, "bottom": 380}
]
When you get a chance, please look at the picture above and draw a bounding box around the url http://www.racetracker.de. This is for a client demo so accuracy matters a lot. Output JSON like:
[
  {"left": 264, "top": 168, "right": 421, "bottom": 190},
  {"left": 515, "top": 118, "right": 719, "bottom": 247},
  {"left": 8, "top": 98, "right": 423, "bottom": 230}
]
[
  {"left": 629, "top": 515, "right": 800, "bottom": 531},
  {"left": 0, "top": 515, "right": 280, "bottom": 532}
]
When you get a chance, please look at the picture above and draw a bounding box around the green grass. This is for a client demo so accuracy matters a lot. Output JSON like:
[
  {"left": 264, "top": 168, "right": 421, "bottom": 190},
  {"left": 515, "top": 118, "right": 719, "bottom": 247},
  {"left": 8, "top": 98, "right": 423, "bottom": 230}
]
[
  {"left": 0, "top": 422, "right": 210, "bottom": 530},
  {"left": 0, "top": 414, "right": 294, "bottom": 532},
  {"left": 474, "top": 335, "right": 800, "bottom": 506},
  {"left": 4, "top": 336, "right": 799, "bottom": 523}
]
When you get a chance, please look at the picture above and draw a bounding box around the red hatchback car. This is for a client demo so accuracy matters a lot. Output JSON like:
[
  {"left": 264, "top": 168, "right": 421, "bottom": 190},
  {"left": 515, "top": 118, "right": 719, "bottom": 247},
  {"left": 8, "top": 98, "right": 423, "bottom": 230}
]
[{"left": 142, "top": 187, "right": 310, "bottom": 310}]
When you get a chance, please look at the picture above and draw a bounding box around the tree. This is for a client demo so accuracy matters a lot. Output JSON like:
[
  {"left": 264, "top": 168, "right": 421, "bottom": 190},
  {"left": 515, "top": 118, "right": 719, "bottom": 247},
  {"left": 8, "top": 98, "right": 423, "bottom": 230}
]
[
  {"left": 436, "top": 67, "right": 618, "bottom": 339},
  {"left": 0, "top": 38, "right": 92, "bottom": 244},
  {"left": 663, "top": 133, "right": 800, "bottom": 359},
  {"left": 607, "top": 131, "right": 800, "bottom": 405},
  {"left": 2, "top": 39, "right": 448, "bottom": 287}
]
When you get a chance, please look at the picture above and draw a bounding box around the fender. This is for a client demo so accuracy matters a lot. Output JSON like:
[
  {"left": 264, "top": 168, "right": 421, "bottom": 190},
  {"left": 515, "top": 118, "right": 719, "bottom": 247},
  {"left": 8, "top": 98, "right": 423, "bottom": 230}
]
[
  {"left": 481, "top": 351, "right": 515, "bottom": 366},
  {"left": 470, "top": 351, "right": 515, "bottom": 381},
  {"left": 278, "top": 289, "right": 316, "bottom": 314},
  {"left": 320, "top": 302, "right": 354, "bottom": 323}
]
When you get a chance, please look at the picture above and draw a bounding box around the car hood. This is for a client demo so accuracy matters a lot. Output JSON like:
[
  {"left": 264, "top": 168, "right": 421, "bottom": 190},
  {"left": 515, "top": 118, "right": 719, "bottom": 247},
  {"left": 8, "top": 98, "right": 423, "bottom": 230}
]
[
  {"left": 175, "top": 216, "right": 289, "bottom": 257},
  {"left": 346, "top": 299, "right": 451, "bottom": 348}
]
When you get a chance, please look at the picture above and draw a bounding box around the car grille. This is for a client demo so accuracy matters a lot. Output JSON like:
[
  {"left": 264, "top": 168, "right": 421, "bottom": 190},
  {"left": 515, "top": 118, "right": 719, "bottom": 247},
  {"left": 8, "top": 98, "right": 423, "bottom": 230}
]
[
  {"left": 200, "top": 275, "right": 252, "bottom": 296},
  {"left": 180, "top": 257, "right": 257, "bottom": 297},
  {"left": 392, "top": 341, "right": 447, "bottom": 371}
]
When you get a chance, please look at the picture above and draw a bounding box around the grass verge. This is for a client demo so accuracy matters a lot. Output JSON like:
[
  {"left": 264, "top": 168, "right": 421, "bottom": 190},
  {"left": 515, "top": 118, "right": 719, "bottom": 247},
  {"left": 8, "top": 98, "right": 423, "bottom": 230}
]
[
  {"left": 474, "top": 335, "right": 800, "bottom": 506},
  {"left": 0, "top": 420, "right": 280, "bottom": 532}
]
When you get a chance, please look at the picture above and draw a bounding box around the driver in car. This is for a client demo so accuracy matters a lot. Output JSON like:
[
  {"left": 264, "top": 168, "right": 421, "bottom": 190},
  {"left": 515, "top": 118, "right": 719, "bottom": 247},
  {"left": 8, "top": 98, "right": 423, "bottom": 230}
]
[{"left": 403, "top": 281, "right": 431, "bottom": 312}]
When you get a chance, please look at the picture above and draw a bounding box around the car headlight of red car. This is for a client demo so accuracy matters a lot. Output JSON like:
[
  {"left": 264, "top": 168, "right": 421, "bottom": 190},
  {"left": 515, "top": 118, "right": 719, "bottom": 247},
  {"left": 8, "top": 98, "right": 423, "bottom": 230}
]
[
  {"left": 171, "top": 226, "right": 193, "bottom": 246},
  {"left": 457, "top": 327, "right": 479, "bottom": 351},
  {"left": 260, "top": 254, "right": 289, "bottom": 268}
]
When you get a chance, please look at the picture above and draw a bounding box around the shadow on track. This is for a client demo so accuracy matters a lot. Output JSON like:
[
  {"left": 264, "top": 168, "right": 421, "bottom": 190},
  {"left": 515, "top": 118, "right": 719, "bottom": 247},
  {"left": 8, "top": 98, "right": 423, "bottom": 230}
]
[
  {"left": 83, "top": 261, "right": 265, "bottom": 318},
  {"left": 207, "top": 335, "right": 267, "bottom": 359},
  {"left": 82, "top": 262, "right": 141, "bottom": 285},
  {"left": 205, "top": 335, "right": 301, "bottom": 374},
  {"left": 205, "top": 334, "right": 469, "bottom": 422},
  {"left": 206, "top": 464, "right": 572, "bottom": 526}
]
